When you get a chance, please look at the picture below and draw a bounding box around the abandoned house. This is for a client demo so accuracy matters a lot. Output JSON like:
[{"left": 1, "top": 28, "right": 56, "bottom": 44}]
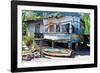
[{"left": 25, "top": 12, "right": 86, "bottom": 57}]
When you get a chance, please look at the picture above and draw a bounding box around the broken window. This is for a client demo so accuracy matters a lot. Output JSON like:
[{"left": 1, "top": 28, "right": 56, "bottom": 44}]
[
  {"left": 56, "top": 25, "right": 60, "bottom": 32},
  {"left": 61, "top": 23, "right": 70, "bottom": 33},
  {"left": 62, "top": 25, "right": 66, "bottom": 32},
  {"left": 66, "top": 23, "right": 70, "bottom": 33}
]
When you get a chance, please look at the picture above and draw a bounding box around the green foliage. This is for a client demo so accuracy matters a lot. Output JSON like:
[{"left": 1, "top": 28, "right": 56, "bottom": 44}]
[
  {"left": 22, "top": 22, "right": 28, "bottom": 35},
  {"left": 23, "top": 36, "right": 33, "bottom": 46},
  {"left": 22, "top": 10, "right": 43, "bottom": 36},
  {"left": 22, "top": 10, "right": 42, "bottom": 21},
  {"left": 80, "top": 13, "right": 90, "bottom": 34}
]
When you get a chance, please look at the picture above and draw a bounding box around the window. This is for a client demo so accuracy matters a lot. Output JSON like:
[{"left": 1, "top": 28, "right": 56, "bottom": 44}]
[
  {"left": 72, "top": 25, "right": 75, "bottom": 33},
  {"left": 45, "top": 28, "right": 48, "bottom": 32},
  {"left": 35, "top": 24, "right": 40, "bottom": 33},
  {"left": 62, "top": 25, "right": 66, "bottom": 32},
  {"left": 49, "top": 24, "right": 54, "bottom": 32},
  {"left": 61, "top": 23, "right": 70, "bottom": 33},
  {"left": 66, "top": 23, "right": 70, "bottom": 33},
  {"left": 56, "top": 25, "right": 60, "bottom": 32},
  {"left": 73, "top": 22, "right": 80, "bottom": 34}
]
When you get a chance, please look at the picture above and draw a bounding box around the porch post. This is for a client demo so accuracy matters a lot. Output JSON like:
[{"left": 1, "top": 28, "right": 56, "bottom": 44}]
[
  {"left": 68, "top": 42, "right": 72, "bottom": 49},
  {"left": 52, "top": 40, "right": 54, "bottom": 48},
  {"left": 40, "top": 40, "right": 43, "bottom": 57}
]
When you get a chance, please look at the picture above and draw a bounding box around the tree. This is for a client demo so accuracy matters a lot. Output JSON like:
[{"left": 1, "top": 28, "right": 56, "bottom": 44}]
[
  {"left": 80, "top": 13, "right": 90, "bottom": 35},
  {"left": 22, "top": 10, "right": 42, "bottom": 21}
]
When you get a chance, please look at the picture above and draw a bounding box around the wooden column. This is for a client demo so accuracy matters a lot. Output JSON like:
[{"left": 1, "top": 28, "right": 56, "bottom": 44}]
[
  {"left": 52, "top": 40, "right": 54, "bottom": 48},
  {"left": 39, "top": 40, "right": 43, "bottom": 57}
]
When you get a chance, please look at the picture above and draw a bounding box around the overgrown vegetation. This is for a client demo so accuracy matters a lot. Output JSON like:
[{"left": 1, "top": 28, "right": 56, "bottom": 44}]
[
  {"left": 80, "top": 13, "right": 90, "bottom": 34},
  {"left": 22, "top": 10, "right": 42, "bottom": 47},
  {"left": 23, "top": 36, "right": 33, "bottom": 47}
]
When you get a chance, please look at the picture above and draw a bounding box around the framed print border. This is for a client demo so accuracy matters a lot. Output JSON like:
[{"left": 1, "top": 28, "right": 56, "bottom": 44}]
[{"left": 11, "top": 1, "right": 97, "bottom": 72}]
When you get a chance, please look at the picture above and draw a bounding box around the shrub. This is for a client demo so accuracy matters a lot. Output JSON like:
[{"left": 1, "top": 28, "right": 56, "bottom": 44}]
[{"left": 23, "top": 36, "right": 33, "bottom": 46}]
